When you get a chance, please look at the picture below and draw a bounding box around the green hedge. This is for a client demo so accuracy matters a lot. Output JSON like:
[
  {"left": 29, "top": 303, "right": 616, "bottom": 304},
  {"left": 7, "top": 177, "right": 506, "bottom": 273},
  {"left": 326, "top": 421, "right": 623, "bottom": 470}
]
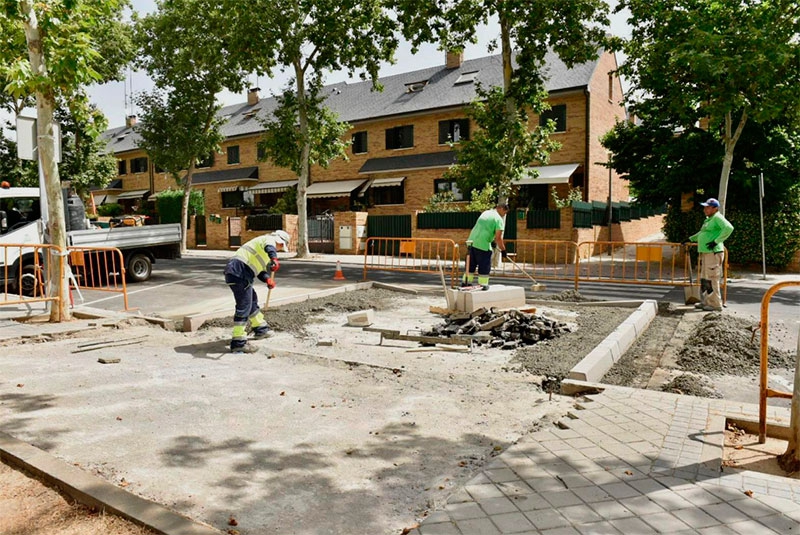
[
  {"left": 664, "top": 198, "right": 800, "bottom": 269},
  {"left": 155, "top": 189, "right": 205, "bottom": 224}
]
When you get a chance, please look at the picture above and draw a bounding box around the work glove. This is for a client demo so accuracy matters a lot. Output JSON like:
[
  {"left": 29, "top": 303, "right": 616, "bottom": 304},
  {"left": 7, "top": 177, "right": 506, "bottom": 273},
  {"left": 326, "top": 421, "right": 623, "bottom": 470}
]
[
  {"left": 268, "top": 259, "right": 280, "bottom": 272},
  {"left": 706, "top": 241, "right": 717, "bottom": 250},
  {"left": 266, "top": 278, "right": 276, "bottom": 290},
  {"left": 501, "top": 250, "right": 508, "bottom": 259}
]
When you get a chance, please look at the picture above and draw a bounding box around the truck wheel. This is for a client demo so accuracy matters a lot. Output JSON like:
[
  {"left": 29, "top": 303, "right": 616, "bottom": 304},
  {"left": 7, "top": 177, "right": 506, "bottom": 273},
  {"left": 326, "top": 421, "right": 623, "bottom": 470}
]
[
  {"left": 19, "top": 262, "right": 44, "bottom": 297},
  {"left": 126, "top": 253, "right": 152, "bottom": 283}
]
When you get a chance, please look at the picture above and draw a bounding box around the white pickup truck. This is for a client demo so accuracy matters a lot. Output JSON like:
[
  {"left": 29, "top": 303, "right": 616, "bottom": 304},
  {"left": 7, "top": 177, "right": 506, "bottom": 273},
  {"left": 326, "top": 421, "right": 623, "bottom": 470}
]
[{"left": 1, "top": 186, "right": 182, "bottom": 294}]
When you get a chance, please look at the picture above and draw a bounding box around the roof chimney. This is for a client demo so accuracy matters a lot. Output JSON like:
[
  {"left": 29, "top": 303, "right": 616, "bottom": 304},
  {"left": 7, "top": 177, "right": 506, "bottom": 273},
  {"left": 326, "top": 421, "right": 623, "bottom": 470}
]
[
  {"left": 125, "top": 115, "right": 137, "bottom": 128},
  {"left": 247, "top": 87, "right": 260, "bottom": 106},
  {"left": 445, "top": 51, "right": 463, "bottom": 69}
]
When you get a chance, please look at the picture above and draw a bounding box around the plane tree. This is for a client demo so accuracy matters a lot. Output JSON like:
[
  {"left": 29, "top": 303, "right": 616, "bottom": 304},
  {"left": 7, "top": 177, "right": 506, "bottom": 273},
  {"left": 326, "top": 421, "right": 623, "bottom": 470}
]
[
  {"left": 611, "top": 0, "right": 800, "bottom": 215},
  {"left": 133, "top": 0, "right": 249, "bottom": 253},
  {"left": 222, "top": 0, "right": 399, "bottom": 258}
]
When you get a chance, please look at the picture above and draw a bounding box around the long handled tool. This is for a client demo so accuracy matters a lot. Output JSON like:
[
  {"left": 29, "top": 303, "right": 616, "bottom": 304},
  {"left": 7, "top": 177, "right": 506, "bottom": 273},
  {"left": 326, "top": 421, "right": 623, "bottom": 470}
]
[
  {"left": 264, "top": 271, "right": 276, "bottom": 311},
  {"left": 506, "top": 255, "right": 546, "bottom": 292},
  {"left": 437, "top": 255, "right": 455, "bottom": 311},
  {"left": 684, "top": 245, "right": 701, "bottom": 305}
]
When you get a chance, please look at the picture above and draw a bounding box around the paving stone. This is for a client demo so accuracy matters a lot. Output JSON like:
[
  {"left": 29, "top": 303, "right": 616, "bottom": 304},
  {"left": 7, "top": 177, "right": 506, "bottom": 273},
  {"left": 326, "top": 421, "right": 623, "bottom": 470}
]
[
  {"left": 558, "top": 503, "right": 605, "bottom": 524},
  {"left": 728, "top": 519, "right": 779, "bottom": 534},
  {"left": 425, "top": 511, "right": 451, "bottom": 523},
  {"left": 525, "top": 476, "right": 569, "bottom": 492},
  {"left": 701, "top": 502, "right": 751, "bottom": 524},
  {"left": 418, "top": 521, "right": 461, "bottom": 535},
  {"left": 575, "top": 520, "right": 623, "bottom": 534},
  {"left": 510, "top": 492, "right": 552, "bottom": 512},
  {"left": 542, "top": 490, "right": 584, "bottom": 508},
  {"left": 671, "top": 507, "right": 721, "bottom": 529},
  {"left": 466, "top": 483, "right": 505, "bottom": 500},
  {"left": 629, "top": 477, "right": 668, "bottom": 494},
  {"left": 486, "top": 468, "right": 522, "bottom": 483},
  {"left": 647, "top": 489, "right": 696, "bottom": 511},
  {"left": 573, "top": 485, "right": 612, "bottom": 504},
  {"left": 758, "top": 495, "right": 800, "bottom": 514},
  {"left": 445, "top": 501, "right": 485, "bottom": 521},
  {"left": 497, "top": 480, "right": 534, "bottom": 497},
  {"left": 478, "top": 496, "right": 519, "bottom": 515},
  {"left": 674, "top": 486, "right": 723, "bottom": 506},
  {"left": 729, "top": 497, "right": 778, "bottom": 518},
  {"left": 589, "top": 500, "right": 635, "bottom": 520},
  {"left": 524, "top": 508, "right": 571, "bottom": 530},
  {"left": 609, "top": 516, "right": 658, "bottom": 534},
  {"left": 446, "top": 488, "right": 473, "bottom": 504},
  {"left": 555, "top": 472, "right": 595, "bottom": 489},
  {"left": 454, "top": 517, "right": 501, "bottom": 535},
  {"left": 582, "top": 470, "right": 622, "bottom": 486},
  {"left": 619, "top": 496, "right": 666, "bottom": 516},
  {"left": 756, "top": 513, "right": 800, "bottom": 533},
  {"left": 599, "top": 482, "right": 641, "bottom": 499},
  {"left": 640, "top": 511, "right": 692, "bottom": 533},
  {"left": 491, "top": 512, "right": 536, "bottom": 533},
  {"left": 539, "top": 527, "right": 581, "bottom": 535}
]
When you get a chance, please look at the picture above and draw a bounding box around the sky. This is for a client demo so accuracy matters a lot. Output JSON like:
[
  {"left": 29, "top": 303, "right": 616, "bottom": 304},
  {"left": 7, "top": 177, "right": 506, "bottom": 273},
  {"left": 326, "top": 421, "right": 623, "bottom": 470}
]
[{"left": 89, "top": 0, "right": 631, "bottom": 128}]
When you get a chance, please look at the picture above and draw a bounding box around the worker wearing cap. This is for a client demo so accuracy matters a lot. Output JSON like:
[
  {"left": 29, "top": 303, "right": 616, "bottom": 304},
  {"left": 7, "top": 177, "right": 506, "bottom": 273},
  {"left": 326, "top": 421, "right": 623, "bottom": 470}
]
[
  {"left": 463, "top": 202, "right": 509, "bottom": 290},
  {"left": 224, "top": 229, "right": 290, "bottom": 353},
  {"left": 688, "top": 198, "right": 734, "bottom": 312}
]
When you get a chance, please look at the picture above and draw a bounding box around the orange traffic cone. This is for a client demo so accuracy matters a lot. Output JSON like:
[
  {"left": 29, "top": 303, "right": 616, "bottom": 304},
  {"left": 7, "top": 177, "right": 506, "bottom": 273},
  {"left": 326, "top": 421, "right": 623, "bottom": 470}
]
[{"left": 333, "top": 260, "right": 346, "bottom": 280}]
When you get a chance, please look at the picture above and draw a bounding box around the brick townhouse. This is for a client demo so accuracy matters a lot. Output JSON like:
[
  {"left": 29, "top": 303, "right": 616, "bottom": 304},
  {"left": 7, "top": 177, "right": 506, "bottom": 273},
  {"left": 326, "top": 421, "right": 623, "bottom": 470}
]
[{"left": 99, "top": 49, "right": 630, "bottom": 250}]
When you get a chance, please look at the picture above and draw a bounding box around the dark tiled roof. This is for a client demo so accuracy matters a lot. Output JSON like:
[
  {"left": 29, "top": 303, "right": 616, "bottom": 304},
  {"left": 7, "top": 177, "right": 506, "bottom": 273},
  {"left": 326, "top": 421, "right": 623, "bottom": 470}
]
[
  {"left": 103, "top": 50, "right": 603, "bottom": 155},
  {"left": 90, "top": 179, "right": 123, "bottom": 191},
  {"left": 359, "top": 151, "right": 457, "bottom": 174},
  {"left": 191, "top": 166, "right": 259, "bottom": 185}
]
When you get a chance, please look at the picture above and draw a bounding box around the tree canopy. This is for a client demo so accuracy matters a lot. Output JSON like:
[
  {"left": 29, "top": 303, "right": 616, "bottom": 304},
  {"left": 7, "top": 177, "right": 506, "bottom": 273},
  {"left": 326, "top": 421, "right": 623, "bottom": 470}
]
[
  {"left": 223, "top": 0, "right": 400, "bottom": 257},
  {"left": 133, "top": 0, "right": 249, "bottom": 252},
  {"left": 612, "top": 0, "right": 800, "bottom": 214}
]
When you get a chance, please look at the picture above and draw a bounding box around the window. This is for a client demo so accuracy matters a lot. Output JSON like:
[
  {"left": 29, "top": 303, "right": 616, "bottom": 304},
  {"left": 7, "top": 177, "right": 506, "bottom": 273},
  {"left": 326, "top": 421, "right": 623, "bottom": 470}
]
[
  {"left": 352, "top": 131, "right": 368, "bottom": 154},
  {"left": 404, "top": 80, "right": 428, "bottom": 93},
  {"left": 257, "top": 144, "right": 266, "bottom": 161},
  {"left": 227, "top": 145, "right": 240, "bottom": 165},
  {"left": 608, "top": 74, "right": 614, "bottom": 101},
  {"left": 539, "top": 104, "right": 567, "bottom": 133},
  {"left": 197, "top": 153, "right": 214, "bottom": 168},
  {"left": 434, "top": 178, "right": 466, "bottom": 201},
  {"left": 438, "top": 119, "right": 470, "bottom": 144},
  {"left": 117, "top": 160, "right": 127, "bottom": 176},
  {"left": 454, "top": 71, "right": 479, "bottom": 85},
  {"left": 221, "top": 190, "right": 244, "bottom": 208},
  {"left": 371, "top": 185, "right": 404, "bottom": 206},
  {"left": 130, "top": 157, "right": 148, "bottom": 174},
  {"left": 385, "top": 125, "right": 414, "bottom": 150}
]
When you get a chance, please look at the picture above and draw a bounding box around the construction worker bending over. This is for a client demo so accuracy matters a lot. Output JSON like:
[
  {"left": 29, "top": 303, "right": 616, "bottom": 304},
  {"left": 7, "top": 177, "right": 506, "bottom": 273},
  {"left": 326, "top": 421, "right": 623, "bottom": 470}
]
[
  {"left": 462, "top": 202, "right": 510, "bottom": 290},
  {"left": 224, "top": 230, "right": 290, "bottom": 353},
  {"left": 687, "top": 198, "right": 734, "bottom": 312}
]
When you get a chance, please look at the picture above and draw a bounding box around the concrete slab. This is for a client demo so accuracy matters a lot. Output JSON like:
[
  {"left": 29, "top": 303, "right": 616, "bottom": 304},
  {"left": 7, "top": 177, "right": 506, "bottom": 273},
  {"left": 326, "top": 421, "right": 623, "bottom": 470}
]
[{"left": 448, "top": 285, "right": 526, "bottom": 313}]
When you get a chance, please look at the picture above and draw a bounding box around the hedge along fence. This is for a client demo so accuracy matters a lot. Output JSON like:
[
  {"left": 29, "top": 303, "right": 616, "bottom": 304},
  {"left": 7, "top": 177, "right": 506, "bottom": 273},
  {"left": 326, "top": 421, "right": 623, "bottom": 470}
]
[
  {"left": 664, "top": 204, "right": 800, "bottom": 269},
  {"left": 154, "top": 189, "right": 205, "bottom": 224}
]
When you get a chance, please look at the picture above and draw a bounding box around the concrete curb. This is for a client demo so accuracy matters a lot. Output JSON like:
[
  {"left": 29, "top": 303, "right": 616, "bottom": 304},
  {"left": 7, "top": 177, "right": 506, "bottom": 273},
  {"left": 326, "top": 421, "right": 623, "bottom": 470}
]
[
  {"left": 0, "top": 431, "right": 222, "bottom": 535},
  {"left": 567, "top": 299, "right": 658, "bottom": 383}
]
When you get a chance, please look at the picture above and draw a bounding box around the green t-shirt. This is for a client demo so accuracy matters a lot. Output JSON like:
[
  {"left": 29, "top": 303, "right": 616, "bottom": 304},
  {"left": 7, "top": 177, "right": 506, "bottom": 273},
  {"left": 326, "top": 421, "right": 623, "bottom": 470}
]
[
  {"left": 690, "top": 212, "right": 734, "bottom": 253},
  {"left": 467, "top": 209, "right": 505, "bottom": 251}
]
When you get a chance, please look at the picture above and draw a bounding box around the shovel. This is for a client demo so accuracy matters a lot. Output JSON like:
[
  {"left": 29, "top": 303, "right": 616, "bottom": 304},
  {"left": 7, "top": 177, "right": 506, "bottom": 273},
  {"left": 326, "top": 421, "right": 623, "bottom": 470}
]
[
  {"left": 506, "top": 254, "right": 546, "bottom": 292},
  {"left": 684, "top": 247, "right": 702, "bottom": 305}
]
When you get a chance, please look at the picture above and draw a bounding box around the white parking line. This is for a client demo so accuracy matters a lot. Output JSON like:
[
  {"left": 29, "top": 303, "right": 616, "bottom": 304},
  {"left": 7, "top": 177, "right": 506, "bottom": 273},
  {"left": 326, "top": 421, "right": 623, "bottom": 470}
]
[{"left": 80, "top": 277, "right": 201, "bottom": 307}]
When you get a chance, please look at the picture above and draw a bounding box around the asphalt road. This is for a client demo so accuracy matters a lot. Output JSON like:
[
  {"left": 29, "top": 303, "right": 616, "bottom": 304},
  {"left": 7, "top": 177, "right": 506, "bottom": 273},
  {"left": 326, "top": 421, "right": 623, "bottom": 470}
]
[{"left": 74, "top": 254, "right": 800, "bottom": 342}]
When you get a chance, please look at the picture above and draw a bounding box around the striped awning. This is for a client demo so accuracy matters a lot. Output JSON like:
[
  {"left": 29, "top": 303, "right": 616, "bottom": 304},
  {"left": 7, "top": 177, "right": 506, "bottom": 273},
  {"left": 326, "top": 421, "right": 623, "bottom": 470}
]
[
  {"left": 116, "top": 189, "right": 150, "bottom": 200},
  {"left": 306, "top": 179, "right": 367, "bottom": 199},
  {"left": 218, "top": 185, "right": 242, "bottom": 193},
  {"left": 370, "top": 176, "right": 405, "bottom": 188},
  {"left": 249, "top": 180, "right": 298, "bottom": 195},
  {"left": 514, "top": 163, "right": 581, "bottom": 185}
]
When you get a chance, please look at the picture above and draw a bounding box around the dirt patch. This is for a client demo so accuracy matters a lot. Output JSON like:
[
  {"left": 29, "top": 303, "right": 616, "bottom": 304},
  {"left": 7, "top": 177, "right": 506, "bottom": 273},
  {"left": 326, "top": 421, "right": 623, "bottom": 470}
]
[
  {"left": 511, "top": 305, "right": 633, "bottom": 381},
  {"left": 660, "top": 373, "right": 723, "bottom": 398},
  {"left": 723, "top": 425, "right": 800, "bottom": 481},
  {"left": 677, "top": 313, "right": 796, "bottom": 375},
  {"left": 603, "top": 312, "right": 682, "bottom": 387},
  {"left": 542, "top": 289, "right": 598, "bottom": 302},
  {"left": 200, "top": 288, "right": 414, "bottom": 336},
  {"left": 0, "top": 460, "right": 155, "bottom": 535}
]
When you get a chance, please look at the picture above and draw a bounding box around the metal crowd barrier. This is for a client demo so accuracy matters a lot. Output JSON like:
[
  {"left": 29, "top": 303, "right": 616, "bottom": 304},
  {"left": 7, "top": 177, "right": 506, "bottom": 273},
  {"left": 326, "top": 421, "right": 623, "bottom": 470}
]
[
  {"left": 362, "top": 237, "right": 459, "bottom": 285},
  {"left": 67, "top": 246, "right": 130, "bottom": 311},
  {"left": 492, "top": 240, "right": 581, "bottom": 289},
  {"left": 758, "top": 280, "right": 800, "bottom": 443},
  {"left": 1, "top": 243, "right": 62, "bottom": 307}
]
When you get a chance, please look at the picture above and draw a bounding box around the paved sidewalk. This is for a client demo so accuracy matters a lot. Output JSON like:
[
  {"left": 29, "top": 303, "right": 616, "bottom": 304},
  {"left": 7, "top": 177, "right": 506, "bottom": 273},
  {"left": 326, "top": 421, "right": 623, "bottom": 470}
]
[{"left": 413, "top": 386, "right": 800, "bottom": 534}]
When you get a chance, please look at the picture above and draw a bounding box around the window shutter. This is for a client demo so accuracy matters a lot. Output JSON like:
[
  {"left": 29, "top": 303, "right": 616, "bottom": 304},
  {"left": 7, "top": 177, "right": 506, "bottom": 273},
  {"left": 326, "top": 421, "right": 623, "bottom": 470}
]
[
  {"left": 385, "top": 129, "right": 394, "bottom": 150},
  {"left": 438, "top": 121, "right": 449, "bottom": 144}
]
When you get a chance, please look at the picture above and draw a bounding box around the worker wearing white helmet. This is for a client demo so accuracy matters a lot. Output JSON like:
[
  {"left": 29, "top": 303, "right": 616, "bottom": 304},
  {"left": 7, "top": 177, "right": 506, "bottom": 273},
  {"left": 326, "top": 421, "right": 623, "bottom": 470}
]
[{"left": 223, "top": 230, "right": 290, "bottom": 353}]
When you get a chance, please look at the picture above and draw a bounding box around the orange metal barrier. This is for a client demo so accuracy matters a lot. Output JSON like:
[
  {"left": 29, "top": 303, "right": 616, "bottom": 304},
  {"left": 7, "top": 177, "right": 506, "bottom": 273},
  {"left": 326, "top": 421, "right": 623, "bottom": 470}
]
[
  {"left": 576, "top": 241, "right": 687, "bottom": 287},
  {"left": 758, "top": 280, "right": 800, "bottom": 443},
  {"left": 491, "top": 240, "right": 580, "bottom": 289},
  {"left": 67, "top": 246, "right": 130, "bottom": 311},
  {"left": 363, "top": 238, "right": 459, "bottom": 285},
  {"left": 1, "top": 243, "right": 63, "bottom": 308}
]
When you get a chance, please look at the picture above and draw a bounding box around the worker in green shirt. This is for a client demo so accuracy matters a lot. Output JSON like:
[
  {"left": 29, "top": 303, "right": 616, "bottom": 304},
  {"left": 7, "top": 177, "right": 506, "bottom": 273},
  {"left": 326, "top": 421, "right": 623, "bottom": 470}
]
[
  {"left": 688, "top": 198, "right": 734, "bottom": 312},
  {"left": 462, "top": 202, "right": 510, "bottom": 290}
]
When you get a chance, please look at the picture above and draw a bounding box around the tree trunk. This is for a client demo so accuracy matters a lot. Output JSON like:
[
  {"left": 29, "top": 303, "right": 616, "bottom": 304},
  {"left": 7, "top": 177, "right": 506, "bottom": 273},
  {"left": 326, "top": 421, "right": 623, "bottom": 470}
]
[
  {"left": 20, "top": 0, "right": 70, "bottom": 322},
  {"left": 778, "top": 325, "right": 800, "bottom": 473},
  {"left": 717, "top": 110, "right": 747, "bottom": 216},
  {"left": 294, "top": 59, "right": 310, "bottom": 258},
  {"left": 180, "top": 162, "right": 196, "bottom": 254}
]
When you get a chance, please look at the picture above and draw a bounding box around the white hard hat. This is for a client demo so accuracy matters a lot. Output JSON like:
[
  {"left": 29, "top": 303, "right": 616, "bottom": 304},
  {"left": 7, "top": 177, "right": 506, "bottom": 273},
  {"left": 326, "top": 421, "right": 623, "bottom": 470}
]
[{"left": 272, "top": 230, "right": 290, "bottom": 245}]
